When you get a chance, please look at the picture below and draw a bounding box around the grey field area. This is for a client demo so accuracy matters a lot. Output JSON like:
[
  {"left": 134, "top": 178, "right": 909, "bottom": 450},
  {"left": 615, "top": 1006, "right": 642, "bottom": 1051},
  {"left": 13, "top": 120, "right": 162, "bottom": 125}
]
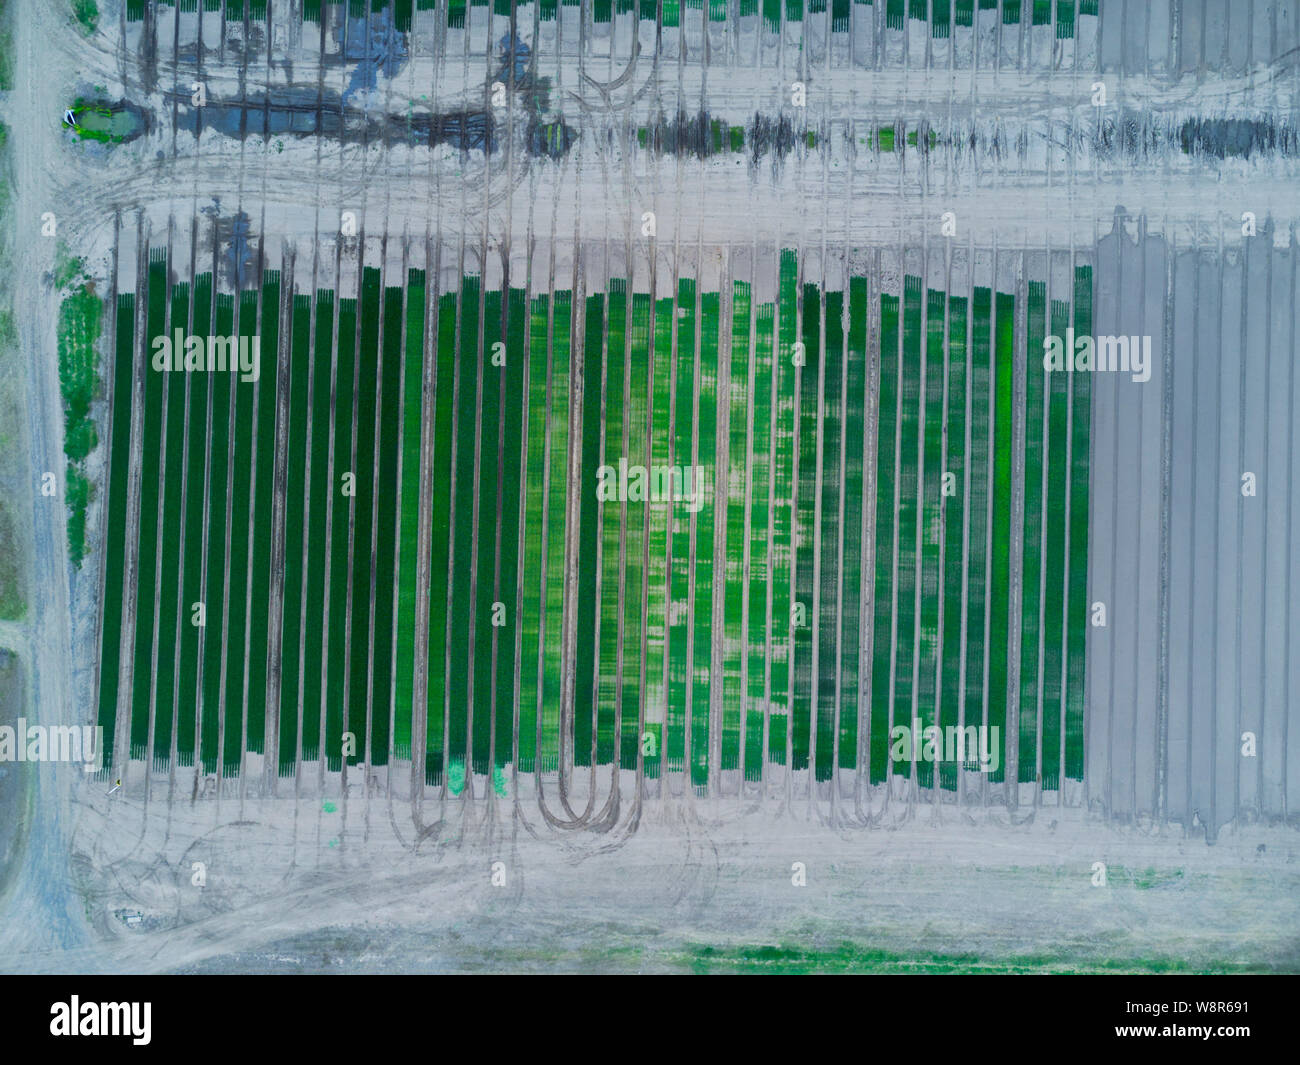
[{"left": 0, "top": 0, "right": 1297, "bottom": 974}]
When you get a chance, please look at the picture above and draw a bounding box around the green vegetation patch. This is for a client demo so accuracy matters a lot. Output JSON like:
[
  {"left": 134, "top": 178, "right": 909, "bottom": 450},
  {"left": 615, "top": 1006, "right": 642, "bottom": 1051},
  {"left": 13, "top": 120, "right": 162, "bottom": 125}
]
[
  {"left": 680, "top": 940, "right": 1273, "bottom": 975},
  {"left": 0, "top": 485, "right": 24, "bottom": 619},
  {"left": 72, "top": 0, "right": 99, "bottom": 35},
  {"left": 57, "top": 273, "right": 103, "bottom": 567}
]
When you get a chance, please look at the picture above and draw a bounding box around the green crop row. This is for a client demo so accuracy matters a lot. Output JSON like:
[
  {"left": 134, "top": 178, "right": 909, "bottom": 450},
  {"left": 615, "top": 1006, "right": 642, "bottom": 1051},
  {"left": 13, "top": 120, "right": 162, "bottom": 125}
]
[{"left": 96, "top": 252, "right": 1092, "bottom": 796}]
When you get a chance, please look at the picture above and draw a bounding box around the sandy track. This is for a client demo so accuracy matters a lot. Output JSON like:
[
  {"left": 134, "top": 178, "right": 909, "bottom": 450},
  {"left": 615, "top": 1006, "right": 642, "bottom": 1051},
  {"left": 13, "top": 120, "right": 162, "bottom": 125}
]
[{"left": 0, "top": 0, "right": 95, "bottom": 958}]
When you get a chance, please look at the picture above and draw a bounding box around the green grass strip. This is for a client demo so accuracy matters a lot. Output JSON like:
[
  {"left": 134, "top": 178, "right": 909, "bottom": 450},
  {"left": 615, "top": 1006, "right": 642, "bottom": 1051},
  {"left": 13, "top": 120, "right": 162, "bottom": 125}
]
[
  {"left": 540, "top": 291, "right": 573, "bottom": 775},
  {"left": 200, "top": 293, "right": 234, "bottom": 773},
  {"left": 987, "top": 290, "right": 1015, "bottom": 784},
  {"left": 470, "top": 289, "right": 501, "bottom": 777},
  {"left": 598, "top": 284, "right": 626, "bottom": 766},
  {"left": 300, "top": 292, "right": 335, "bottom": 763},
  {"left": 939, "top": 294, "right": 967, "bottom": 788},
  {"left": 915, "top": 287, "right": 945, "bottom": 789},
  {"left": 517, "top": 294, "right": 548, "bottom": 776},
  {"left": 347, "top": 269, "right": 382, "bottom": 767},
  {"left": 869, "top": 293, "right": 899, "bottom": 783},
  {"left": 220, "top": 290, "right": 258, "bottom": 772},
  {"left": 1018, "top": 281, "right": 1047, "bottom": 783},
  {"left": 890, "top": 277, "right": 923, "bottom": 784},
  {"left": 245, "top": 271, "right": 279, "bottom": 756},
  {"left": 643, "top": 293, "right": 673, "bottom": 779},
  {"left": 390, "top": 274, "right": 421, "bottom": 764},
  {"left": 722, "top": 281, "right": 751, "bottom": 773},
  {"left": 839, "top": 277, "right": 867, "bottom": 770},
  {"left": 667, "top": 279, "right": 696, "bottom": 773},
  {"left": 426, "top": 292, "right": 457, "bottom": 782},
  {"left": 621, "top": 292, "right": 651, "bottom": 770},
  {"left": 770, "top": 251, "right": 799, "bottom": 762},
  {"left": 393, "top": 271, "right": 425, "bottom": 762},
  {"left": 151, "top": 281, "right": 190, "bottom": 766},
  {"left": 1056, "top": 0, "right": 1074, "bottom": 38},
  {"left": 574, "top": 295, "right": 604, "bottom": 767},
  {"left": 57, "top": 283, "right": 102, "bottom": 564},
  {"left": 96, "top": 292, "right": 137, "bottom": 768},
  {"left": 178, "top": 277, "right": 214, "bottom": 764},
  {"left": 129, "top": 251, "right": 169, "bottom": 761},
  {"left": 815, "top": 291, "right": 843, "bottom": 782},
  {"left": 370, "top": 285, "right": 405, "bottom": 768},
  {"left": 497, "top": 288, "right": 527, "bottom": 769},
  {"left": 326, "top": 297, "right": 355, "bottom": 772},
  {"left": 1041, "top": 298, "right": 1071, "bottom": 790},
  {"left": 964, "top": 287, "right": 992, "bottom": 760},
  {"left": 278, "top": 294, "right": 312, "bottom": 773},
  {"left": 448, "top": 277, "right": 480, "bottom": 774},
  {"left": 691, "top": 291, "right": 719, "bottom": 788},
  {"left": 746, "top": 302, "right": 774, "bottom": 779},
  {"left": 1065, "top": 266, "right": 1092, "bottom": 778},
  {"left": 932, "top": 0, "right": 951, "bottom": 36},
  {"left": 792, "top": 283, "right": 819, "bottom": 773}
]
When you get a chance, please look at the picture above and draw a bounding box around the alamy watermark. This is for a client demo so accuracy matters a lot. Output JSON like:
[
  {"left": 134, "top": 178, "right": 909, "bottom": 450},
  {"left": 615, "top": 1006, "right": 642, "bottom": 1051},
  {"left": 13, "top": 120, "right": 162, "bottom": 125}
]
[
  {"left": 151, "top": 329, "right": 261, "bottom": 383},
  {"left": 596, "top": 460, "right": 709, "bottom": 513},
  {"left": 1043, "top": 328, "right": 1152, "bottom": 383},
  {"left": 50, "top": 997, "right": 151, "bottom": 1045},
  {"left": 889, "top": 719, "right": 1001, "bottom": 774},
  {"left": 0, "top": 720, "right": 103, "bottom": 772}
]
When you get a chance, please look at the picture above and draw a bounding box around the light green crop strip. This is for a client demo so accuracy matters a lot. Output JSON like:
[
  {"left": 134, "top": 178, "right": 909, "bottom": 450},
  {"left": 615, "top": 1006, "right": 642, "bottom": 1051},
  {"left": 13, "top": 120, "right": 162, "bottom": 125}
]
[
  {"left": 869, "top": 293, "right": 900, "bottom": 782},
  {"left": 915, "top": 287, "right": 945, "bottom": 789},
  {"left": 667, "top": 280, "right": 696, "bottom": 773},
  {"left": 815, "top": 291, "right": 843, "bottom": 781},
  {"left": 1065, "top": 266, "right": 1092, "bottom": 779},
  {"left": 891, "top": 277, "right": 923, "bottom": 784},
  {"left": 643, "top": 295, "right": 674, "bottom": 777},
  {"left": 540, "top": 291, "right": 572, "bottom": 775},
  {"left": 1041, "top": 298, "right": 1071, "bottom": 790},
  {"left": 598, "top": 282, "right": 628, "bottom": 765},
  {"left": 964, "top": 287, "right": 993, "bottom": 762},
  {"left": 722, "top": 281, "right": 752, "bottom": 772},
  {"left": 691, "top": 291, "right": 719, "bottom": 787},
  {"left": 517, "top": 294, "right": 550, "bottom": 774},
  {"left": 770, "top": 251, "right": 799, "bottom": 761},
  {"left": 1019, "top": 281, "right": 1048, "bottom": 782},
  {"left": 621, "top": 293, "right": 651, "bottom": 770},
  {"left": 792, "top": 283, "right": 820, "bottom": 772},
  {"left": 987, "top": 290, "right": 1016, "bottom": 784},
  {"left": 839, "top": 277, "right": 868, "bottom": 770},
  {"left": 746, "top": 303, "right": 775, "bottom": 779},
  {"left": 394, "top": 272, "right": 424, "bottom": 762},
  {"left": 939, "top": 294, "right": 968, "bottom": 789}
]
